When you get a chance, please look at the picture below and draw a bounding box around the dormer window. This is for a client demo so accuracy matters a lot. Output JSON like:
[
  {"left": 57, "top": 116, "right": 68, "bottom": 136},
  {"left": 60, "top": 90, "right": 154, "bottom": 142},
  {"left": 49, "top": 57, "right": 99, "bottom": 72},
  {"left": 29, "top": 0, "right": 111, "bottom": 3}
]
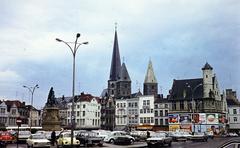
[{"left": 0, "top": 108, "right": 5, "bottom": 114}]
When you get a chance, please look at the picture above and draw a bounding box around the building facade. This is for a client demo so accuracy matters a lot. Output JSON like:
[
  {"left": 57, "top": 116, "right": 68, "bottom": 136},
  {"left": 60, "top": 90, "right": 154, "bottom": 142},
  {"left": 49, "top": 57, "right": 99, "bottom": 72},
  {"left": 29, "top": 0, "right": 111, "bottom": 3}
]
[
  {"left": 168, "top": 63, "right": 227, "bottom": 133},
  {"left": 67, "top": 93, "right": 101, "bottom": 129},
  {"left": 226, "top": 89, "right": 240, "bottom": 133},
  {"left": 154, "top": 96, "right": 169, "bottom": 130}
]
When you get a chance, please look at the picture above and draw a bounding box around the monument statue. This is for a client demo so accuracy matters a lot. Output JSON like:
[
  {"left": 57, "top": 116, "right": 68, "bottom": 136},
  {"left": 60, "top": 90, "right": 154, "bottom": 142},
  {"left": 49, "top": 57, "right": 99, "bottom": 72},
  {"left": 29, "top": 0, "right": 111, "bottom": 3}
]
[
  {"left": 42, "top": 87, "right": 61, "bottom": 131},
  {"left": 46, "top": 87, "right": 56, "bottom": 107}
]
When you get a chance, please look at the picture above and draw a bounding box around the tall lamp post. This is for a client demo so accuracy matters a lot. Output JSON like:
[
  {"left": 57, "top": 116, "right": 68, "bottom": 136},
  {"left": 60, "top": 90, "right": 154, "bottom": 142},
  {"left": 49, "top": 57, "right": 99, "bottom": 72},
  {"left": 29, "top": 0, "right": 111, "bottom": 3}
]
[
  {"left": 186, "top": 83, "right": 202, "bottom": 134},
  {"left": 23, "top": 84, "right": 39, "bottom": 132},
  {"left": 56, "top": 33, "right": 88, "bottom": 146}
]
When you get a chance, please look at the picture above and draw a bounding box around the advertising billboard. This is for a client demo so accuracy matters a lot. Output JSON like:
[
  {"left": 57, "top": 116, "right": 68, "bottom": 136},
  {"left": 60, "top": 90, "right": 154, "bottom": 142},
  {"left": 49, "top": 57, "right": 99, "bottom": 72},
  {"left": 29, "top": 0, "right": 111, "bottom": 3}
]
[
  {"left": 199, "top": 113, "right": 206, "bottom": 124},
  {"left": 179, "top": 114, "right": 191, "bottom": 124},
  {"left": 168, "top": 114, "right": 179, "bottom": 124},
  {"left": 206, "top": 113, "right": 219, "bottom": 124}
]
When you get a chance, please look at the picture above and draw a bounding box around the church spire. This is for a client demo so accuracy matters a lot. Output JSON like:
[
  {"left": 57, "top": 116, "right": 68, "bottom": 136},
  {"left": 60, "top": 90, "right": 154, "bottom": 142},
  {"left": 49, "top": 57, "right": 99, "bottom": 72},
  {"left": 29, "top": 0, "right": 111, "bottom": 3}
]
[
  {"left": 109, "top": 26, "right": 121, "bottom": 81},
  {"left": 143, "top": 59, "right": 158, "bottom": 96},
  {"left": 144, "top": 59, "right": 157, "bottom": 83}
]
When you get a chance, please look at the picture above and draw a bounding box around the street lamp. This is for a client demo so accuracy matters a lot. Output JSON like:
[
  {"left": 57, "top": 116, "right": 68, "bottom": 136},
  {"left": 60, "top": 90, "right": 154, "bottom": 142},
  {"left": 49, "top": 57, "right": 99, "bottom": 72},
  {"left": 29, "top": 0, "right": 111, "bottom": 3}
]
[
  {"left": 23, "top": 84, "right": 39, "bottom": 132},
  {"left": 56, "top": 33, "right": 88, "bottom": 146},
  {"left": 186, "top": 83, "right": 202, "bottom": 134}
]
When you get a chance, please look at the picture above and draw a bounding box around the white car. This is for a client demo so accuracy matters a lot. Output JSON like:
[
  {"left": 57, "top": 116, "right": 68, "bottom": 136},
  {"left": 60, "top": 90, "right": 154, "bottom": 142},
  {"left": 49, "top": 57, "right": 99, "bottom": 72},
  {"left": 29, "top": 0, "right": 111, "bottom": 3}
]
[
  {"left": 103, "top": 131, "right": 135, "bottom": 144},
  {"left": 19, "top": 131, "right": 31, "bottom": 142},
  {"left": 92, "top": 130, "right": 111, "bottom": 139},
  {"left": 26, "top": 134, "right": 51, "bottom": 148},
  {"left": 57, "top": 132, "right": 80, "bottom": 147},
  {"left": 146, "top": 132, "right": 172, "bottom": 147}
]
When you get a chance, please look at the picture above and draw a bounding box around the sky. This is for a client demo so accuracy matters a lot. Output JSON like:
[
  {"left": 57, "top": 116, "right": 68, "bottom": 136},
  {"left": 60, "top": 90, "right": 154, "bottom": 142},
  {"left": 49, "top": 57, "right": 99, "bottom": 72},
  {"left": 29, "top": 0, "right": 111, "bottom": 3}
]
[{"left": 0, "top": 0, "right": 239, "bottom": 109}]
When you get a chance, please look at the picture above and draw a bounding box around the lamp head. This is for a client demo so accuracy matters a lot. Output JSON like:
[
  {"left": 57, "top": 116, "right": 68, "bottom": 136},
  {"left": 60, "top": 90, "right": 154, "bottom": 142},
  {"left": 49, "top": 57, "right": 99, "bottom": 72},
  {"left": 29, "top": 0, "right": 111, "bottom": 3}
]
[
  {"left": 56, "top": 38, "right": 62, "bottom": 42},
  {"left": 82, "top": 42, "right": 89, "bottom": 45},
  {"left": 76, "top": 33, "right": 81, "bottom": 38}
]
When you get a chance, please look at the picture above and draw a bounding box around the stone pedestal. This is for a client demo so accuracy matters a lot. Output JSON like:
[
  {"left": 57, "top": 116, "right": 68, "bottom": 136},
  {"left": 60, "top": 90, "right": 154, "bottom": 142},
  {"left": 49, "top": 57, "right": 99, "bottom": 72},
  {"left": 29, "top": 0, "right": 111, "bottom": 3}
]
[{"left": 42, "top": 107, "right": 61, "bottom": 131}]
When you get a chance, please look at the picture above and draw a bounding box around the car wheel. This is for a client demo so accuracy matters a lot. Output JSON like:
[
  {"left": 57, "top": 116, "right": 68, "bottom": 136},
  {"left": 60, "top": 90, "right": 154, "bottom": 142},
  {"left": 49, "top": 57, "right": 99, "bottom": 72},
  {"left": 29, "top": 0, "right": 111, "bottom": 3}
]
[
  {"left": 98, "top": 143, "right": 103, "bottom": 147},
  {"left": 168, "top": 142, "right": 172, "bottom": 146},
  {"left": 130, "top": 139, "right": 134, "bottom": 144},
  {"left": 110, "top": 139, "right": 115, "bottom": 144}
]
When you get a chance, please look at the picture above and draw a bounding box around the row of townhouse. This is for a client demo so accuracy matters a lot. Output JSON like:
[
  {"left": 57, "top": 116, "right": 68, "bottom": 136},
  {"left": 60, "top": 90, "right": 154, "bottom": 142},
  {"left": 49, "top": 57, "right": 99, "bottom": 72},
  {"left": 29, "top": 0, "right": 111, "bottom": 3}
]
[
  {"left": 0, "top": 100, "right": 41, "bottom": 127},
  {"left": 114, "top": 95, "right": 169, "bottom": 131}
]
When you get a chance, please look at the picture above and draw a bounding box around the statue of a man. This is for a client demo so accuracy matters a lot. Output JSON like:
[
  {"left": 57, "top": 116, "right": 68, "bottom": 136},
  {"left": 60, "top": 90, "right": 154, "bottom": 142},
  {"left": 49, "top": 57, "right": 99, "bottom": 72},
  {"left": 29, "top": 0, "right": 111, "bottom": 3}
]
[{"left": 47, "top": 87, "right": 56, "bottom": 106}]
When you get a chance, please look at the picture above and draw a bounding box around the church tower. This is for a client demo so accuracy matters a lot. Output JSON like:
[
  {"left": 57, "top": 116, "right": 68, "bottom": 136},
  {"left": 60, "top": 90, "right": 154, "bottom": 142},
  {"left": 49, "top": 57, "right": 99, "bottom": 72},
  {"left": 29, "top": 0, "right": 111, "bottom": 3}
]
[
  {"left": 143, "top": 60, "right": 158, "bottom": 96},
  {"left": 116, "top": 62, "right": 131, "bottom": 98},
  {"left": 202, "top": 62, "right": 214, "bottom": 98},
  {"left": 108, "top": 27, "right": 122, "bottom": 97}
]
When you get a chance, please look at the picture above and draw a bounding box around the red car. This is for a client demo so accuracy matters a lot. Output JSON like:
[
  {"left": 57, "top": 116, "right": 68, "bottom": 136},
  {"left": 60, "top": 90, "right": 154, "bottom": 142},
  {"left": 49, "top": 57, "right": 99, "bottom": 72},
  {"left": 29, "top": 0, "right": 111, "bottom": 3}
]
[{"left": 0, "top": 131, "right": 16, "bottom": 144}]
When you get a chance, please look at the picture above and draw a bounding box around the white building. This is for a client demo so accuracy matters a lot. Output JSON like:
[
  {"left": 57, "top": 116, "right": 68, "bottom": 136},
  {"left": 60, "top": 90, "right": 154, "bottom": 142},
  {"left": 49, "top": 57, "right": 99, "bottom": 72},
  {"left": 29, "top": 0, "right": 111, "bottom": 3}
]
[
  {"left": 226, "top": 89, "right": 240, "bottom": 133},
  {"left": 154, "top": 96, "right": 169, "bottom": 127},
  {"left": 127, "top": 97, "right": 139, "bottom": 127},
  {"left": 67, "top": 93, "right": 101, "bottom": 129},
  {"left": 115, "top": 99, "right": 127, "bottom": 130},
  {"left": 139, "top": 95, "right": 155, "bottom": 127}
]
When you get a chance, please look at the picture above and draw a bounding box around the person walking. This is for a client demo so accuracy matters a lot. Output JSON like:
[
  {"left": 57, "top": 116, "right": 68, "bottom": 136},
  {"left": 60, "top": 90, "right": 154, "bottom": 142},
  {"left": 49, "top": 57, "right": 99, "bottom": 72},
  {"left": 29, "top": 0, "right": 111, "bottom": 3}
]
[
  {"left": 51, "top": 130, "right": 56, "bottom": 146},
  {"left": 147, "top": 130, "right": 150, "bottom": 138}
]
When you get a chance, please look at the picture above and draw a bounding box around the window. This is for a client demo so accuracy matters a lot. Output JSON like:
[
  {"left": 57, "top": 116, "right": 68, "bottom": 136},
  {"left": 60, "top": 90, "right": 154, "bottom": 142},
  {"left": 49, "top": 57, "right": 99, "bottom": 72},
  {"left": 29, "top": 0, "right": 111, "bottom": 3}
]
[
  {"left": 12, "top": 109, "right": 16, "bottom": 115},
  {"left": 155, "top": 119, "right": 159, "bottom": 125},
  {"left": 160, "top": 119, "right": 163, "bottom": 125},
  {"left": 172, "top": 102, "right": 176, "bottom": 110},
  {"left": 155, "top": 104, "right": 158, "bottom": 109},
  {"left": 234, "top": 117, "right": 237, "bottom": 122},
  {"left": 147, "top": 117, "right": 150, "bottom": 123},
  {"left": 140, "top": 118, "right": 143, "bottom": 123},
  {"left": 151, "top": 109, "right": 153, "bottom": 113},
  {"left": 143, "top": 100, "right": 146, "bottom": 106},
  {"left": 95, "top": 112, "right": 97, "bottom": 117},
  {"left": 151, "top": 117, "right": 154, "bottom": 123},
  {"left": 83, "top": 111, "right": 85, "bottom": 117},
  {"left": 140, "top": 109, "right": 143, "bottom": 113},
  {"left": 180, "top": 101, "right": 184, "bottom": 110},
  {"left": 83, "top": 104, "right": 86, "bottom": 108},
  {"left": 0, "top": 108, "right": 5, "bottom": 114},
  {"left": 147, "top": 100, "right": 150, "bottom": 106},
  {"left": 233, "top": 109, "right": 237, "bottom": 114},
  {"left": 77, "top": 111, "right": 80, "bottom": 117},
  {"left": 155, "top": 110, "right": 158, "bottom": 116},
  {"left": 160, "top": 110, "right": 163, "bottom": 116},
  {"left": 165, "top": 110, "right": 168, "bottom": 116},
  {"left": 135, "top": 102, "right": 138, "bottom": 107},
  {"left": 77, "top": 105, "right": 80, "bottom": 108},
  {"left": 165, "top": 104, "right": 168, "bottom": 108},
  {"left": 128, "top": 103, "right": 131, "bottom": 107}
]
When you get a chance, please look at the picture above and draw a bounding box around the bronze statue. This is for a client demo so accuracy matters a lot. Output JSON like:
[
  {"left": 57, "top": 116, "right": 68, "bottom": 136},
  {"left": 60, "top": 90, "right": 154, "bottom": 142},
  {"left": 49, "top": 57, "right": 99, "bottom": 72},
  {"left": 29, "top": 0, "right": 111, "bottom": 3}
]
[{"left": 46, "top": 87, "right": 56, "bottom": 107}]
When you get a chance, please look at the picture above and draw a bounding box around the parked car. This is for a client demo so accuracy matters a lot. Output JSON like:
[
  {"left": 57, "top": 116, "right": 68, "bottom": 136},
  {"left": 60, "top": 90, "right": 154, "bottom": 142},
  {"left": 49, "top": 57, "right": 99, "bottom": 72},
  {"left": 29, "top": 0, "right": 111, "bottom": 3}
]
[
  {"left": 57, "top": 132, "right": 80, "bottom": 147},
  {"left": 0, "top": 131, "right": 16, "bottom": 144},
  {"left": 26, "top": 134, "right": 51, "bottom": 148},
  {"left": 227, "top": 132, "right": 239, "bottom": 137},
  {"left": 218, "top": 139, "right": 240, "bottom": 148},
  {"left": 18, "top": 131, "right": 31, "bottom": 143},
  {"left": 169, "top": 131, "right": 188, "bottom": 141},
  {"left": 146, "top": 132, "right": 172, "bottom": 147},
  {"left": 76, "top": 131, "right": 103, "bottom": 147},
  {"left": 103, "top": 131, "right": 135, "bottom": 145},
  {"left": 92, "top": 130, "right": 111, "bottom": 139},
  {"left": 190, "top": 132, "right": 208, "bottom": 142}
]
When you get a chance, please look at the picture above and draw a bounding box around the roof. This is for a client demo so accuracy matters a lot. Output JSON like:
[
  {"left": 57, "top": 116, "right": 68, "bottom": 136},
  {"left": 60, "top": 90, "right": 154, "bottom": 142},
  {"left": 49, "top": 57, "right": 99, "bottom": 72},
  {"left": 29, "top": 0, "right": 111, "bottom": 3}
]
[
  {"left": 109, "top": 30, "right": 121, "bottom": 81},
  {"left": 131, "top": 91, "right": 143, "bottom": 98},
  {"left": 169, "top": 78, "right": 203, "bottom": 100},
  {"left": 144, "top": 60, "right": 157, "bottom": 83},
  {"left": 227, "top": 99, "right": 240, "bottom": 106},
  {"left": 119, "top": 62, "right": 131, "bottom": 81},
  {"left": 154, "top": 97, "right": 169, "bottom": 103},
  {"left": 73, "top": 93, "right": 101, "bottom": 103},
  {"left": 202, "top": 62, "right": 213, "bottom": 70}
]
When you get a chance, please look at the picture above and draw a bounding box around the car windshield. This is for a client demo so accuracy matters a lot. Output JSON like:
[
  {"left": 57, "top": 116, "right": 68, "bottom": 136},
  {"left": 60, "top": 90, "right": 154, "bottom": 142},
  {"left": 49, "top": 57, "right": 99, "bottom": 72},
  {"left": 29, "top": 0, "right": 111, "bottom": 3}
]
[
  {"left": 32, "top": 135, "right": 46, "bottom": 139},
  {"left": 19, "top": 131, "right": 31, "bottom": 135},
  {"left": 63, "top": 133, "right": 71, "bottom": 137},
  {"left": 194, "top": 133, "right": 204, "bottom": 135}
]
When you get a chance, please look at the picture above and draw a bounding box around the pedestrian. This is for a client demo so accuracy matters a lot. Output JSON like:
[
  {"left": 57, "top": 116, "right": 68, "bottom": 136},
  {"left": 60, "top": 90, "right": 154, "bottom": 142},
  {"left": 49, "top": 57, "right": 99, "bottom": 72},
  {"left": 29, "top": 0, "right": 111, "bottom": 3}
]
[
  {"left": 51, "top": 130, "right": 56, "bottom": 146},
  {"left": 147, "top": 130, "right": 150, "bottom": 138}
]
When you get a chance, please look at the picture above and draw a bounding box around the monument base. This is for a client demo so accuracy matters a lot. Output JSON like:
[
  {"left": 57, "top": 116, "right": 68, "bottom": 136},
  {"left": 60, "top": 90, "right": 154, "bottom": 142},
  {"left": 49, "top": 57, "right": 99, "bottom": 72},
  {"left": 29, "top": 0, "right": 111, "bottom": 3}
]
[{"left": 42, "top": 107, "right": 61, "bottom": 131}]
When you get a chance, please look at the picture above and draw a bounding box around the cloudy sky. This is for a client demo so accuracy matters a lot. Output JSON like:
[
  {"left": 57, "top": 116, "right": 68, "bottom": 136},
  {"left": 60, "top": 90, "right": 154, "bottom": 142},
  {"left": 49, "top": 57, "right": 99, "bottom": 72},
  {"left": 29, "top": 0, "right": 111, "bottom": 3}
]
[{"left": 0, "top": 0, "right": 239, "bottom": 109}]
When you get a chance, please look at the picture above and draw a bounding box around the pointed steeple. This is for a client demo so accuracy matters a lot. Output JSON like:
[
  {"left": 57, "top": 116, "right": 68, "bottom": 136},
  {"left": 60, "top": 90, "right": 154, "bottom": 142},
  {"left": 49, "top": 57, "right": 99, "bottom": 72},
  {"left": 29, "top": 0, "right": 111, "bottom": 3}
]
[
  {"left": 109, "top": 29, "right": 121, "bottom": 81},
  {"left": 119, "top": 62, "right": 131, "bottom": 81},
  {"left": 202, "top": 62, "right": 213, "bottom": 70},
  {"left": 144, "top": 60, "right": 157, "bottom": 83}
]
